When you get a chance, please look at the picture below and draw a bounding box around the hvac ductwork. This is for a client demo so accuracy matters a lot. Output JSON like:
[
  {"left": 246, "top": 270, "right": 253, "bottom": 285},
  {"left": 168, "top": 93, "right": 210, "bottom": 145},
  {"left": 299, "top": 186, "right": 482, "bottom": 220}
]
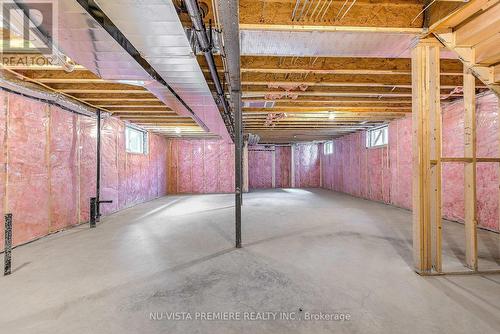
[
  {"left": 10, "top": 0, "right": 231, "bottom": 140},
  {"left": 77, "top": 0, "right": 231, "bottom": 141}
]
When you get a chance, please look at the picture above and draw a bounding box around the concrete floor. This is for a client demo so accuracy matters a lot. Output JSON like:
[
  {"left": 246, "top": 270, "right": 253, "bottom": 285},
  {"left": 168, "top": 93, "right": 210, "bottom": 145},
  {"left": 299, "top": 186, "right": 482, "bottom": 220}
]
[{"left": 1, "top": 189, "right": 499, "bottom": 333}]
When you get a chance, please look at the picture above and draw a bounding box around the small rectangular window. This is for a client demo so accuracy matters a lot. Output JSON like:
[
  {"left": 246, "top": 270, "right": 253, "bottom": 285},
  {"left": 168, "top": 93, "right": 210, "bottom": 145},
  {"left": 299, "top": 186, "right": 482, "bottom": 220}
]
[
  {"left": 125, "top": 125, "right": 148, "bottom": 154},
  {"left": 366, "top": 125, "right": 388, "bottom": 148},
  {"left": 323, "top": 141, "right": 334, "bottom": 155}
]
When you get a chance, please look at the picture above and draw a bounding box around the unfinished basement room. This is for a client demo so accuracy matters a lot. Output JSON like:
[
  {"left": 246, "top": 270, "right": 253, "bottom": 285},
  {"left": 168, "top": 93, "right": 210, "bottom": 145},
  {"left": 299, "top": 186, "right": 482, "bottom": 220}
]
[{"left": 1, "top": 0, "right": 500, "bottom": 333}]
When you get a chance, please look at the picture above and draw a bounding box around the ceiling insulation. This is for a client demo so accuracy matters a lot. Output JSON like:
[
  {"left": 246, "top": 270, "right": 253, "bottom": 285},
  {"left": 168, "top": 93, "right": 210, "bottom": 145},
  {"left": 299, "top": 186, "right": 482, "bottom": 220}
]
[{"left": 240, "top": 29, "right": 457, "bottom": 58}]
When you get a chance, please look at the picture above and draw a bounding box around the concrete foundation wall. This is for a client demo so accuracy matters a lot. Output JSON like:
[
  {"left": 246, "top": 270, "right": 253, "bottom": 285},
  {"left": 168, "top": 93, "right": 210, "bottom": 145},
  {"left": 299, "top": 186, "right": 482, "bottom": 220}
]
[
  {"left": 321, "top": 92, "right": 499, "bottom": 231},
  {"left": 0, "top": 91, "right": 168, "bottom": 249}
]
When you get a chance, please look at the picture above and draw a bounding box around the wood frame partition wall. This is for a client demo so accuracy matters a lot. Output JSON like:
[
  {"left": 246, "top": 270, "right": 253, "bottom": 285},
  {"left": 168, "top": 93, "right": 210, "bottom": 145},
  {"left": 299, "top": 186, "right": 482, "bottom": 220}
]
[{"left": 412, "top": 37, "right": 500, "bottom": 275}]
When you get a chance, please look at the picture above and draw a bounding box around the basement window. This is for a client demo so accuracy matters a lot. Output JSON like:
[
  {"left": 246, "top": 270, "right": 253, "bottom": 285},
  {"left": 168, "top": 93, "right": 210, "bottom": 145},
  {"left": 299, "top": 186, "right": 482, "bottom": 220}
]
[
  {"left": 366, "top": 125, "right": 388, "bottom": 148},
  {"left": 125, "top": 125, "right": 148, "bottom": 154},
  {"left": 324, "top": 141, "right": 334, "bottom": 155}
]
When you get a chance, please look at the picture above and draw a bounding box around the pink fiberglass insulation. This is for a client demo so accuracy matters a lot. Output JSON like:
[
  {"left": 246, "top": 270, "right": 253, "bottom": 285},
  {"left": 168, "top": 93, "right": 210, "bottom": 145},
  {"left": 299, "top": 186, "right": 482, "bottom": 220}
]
[
  {"left": 322, "top": 92, "right": 499, "bottom": 232},
  {"left": 167, "top": 139, "right": 234, "bottom": 194},
  {"left": 203, "top": 140, "right": 219, "bottom": 193},
  {"left": 322, "top": 132, "right": 390, "bottom": 204},
  {"left": 49, "top": 106, "right": 79, "bottom": 231},
  {"left": 247, "top": 145, "right": 293, "bottom": 189},
  {"left": 248, "top": 146, "right": 273, "bottom": 189},
  {"left": 275, "top": 146, "right": 291, "bottom": 188},
  {"left": 7, "top": 94, "right": 50, "bottom": 245},
  {"left": 0, "top": 91, "right": 168, "bottom": 249},
  {"left": 79, "top": 115, "right": 97, "bottom": 222},
  {"left": 475, "top": 94, "right": 500, "bottom": 230},
  {"left": 101, "top": 117, "right": 120, "bottom": 214},
  {"left": 192, "top": 141, "right": 205, "bottom": 194},
  {"left": 219, "top": 141, "right": 235, "bottom": 193},
  {"left": 294, "top": 143, "right": 320, "bottom": 188},
  {"left": 0, "top": 91, "right": 6, "bottom": 249},
  {"left": 388, "top": 117, "right": 412, "bottom": 210},
  {"left": 440, "top": 99, "right": 466, "bottom": 222},
  {"left": 98, "top": 116, "right": 167, "bottom": 213},
  {"left": 440, "top": 92, "right": 499, "bottom": 230},
  {"left": 151, "top": 135, "right": 168, "bottom": 198}
]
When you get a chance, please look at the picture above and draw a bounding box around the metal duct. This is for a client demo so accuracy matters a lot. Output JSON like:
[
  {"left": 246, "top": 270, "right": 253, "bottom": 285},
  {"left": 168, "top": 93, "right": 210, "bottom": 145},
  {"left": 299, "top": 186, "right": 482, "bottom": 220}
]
[
  {"left": 84, "top": 0, "right": 231, "bottom": 141},
  {"left": 183, "top": 0, "right": 234, "bottom": 136},
  {"left": 12, "top": 0, "right": 231, "bottom": 139},
  {"left": 0, "top": 70, "right": 96, "bottom": 117}
]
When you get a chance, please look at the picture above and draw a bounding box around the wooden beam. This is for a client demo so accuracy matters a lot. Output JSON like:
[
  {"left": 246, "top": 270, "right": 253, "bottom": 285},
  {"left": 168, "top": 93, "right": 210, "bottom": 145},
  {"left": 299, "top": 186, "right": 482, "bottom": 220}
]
[
  {"left": 60, "top": 89, "right": 148, "bottom": 94},
  {"left": 243, "top": 107, "right": 411, "bottom": 113},
  {"left": 98, "top": 104, "right": 166, "bottom": 108},
  {"left": 82, "top": 98, "right": 159, "bottom": 102},
  {"left": 474, "top": 33, "right": 500, "bottom": 65},
  {"left": 243, "top": 91, "right": 415, "bottom": 98},
  {"left": 463, "top": 67, "right": 478, "bottom": 270},
  {"left": 428, "top": 0, "right": 499, "bottom": 32},
  {"left": 107, "top": 107, "right": 172, "bottom": 112},
  {"left": 495, "top": 65, "right": 500, "bottom": 84},
  {"left": 240, "top": 24, "right": 424, "bottom": 34},
  {"left": 453, "top": 3, "right": 500, "bottom": 47},
  {"left": 111, "top": 111, "right": 178, "bottom": 115},
  {"left": 412, "top": 37, "right": 442, "bottom": 273},
  {"left": 240, "top": 56, "right": 464, "bottom": 76},
  {"left": 243, "top": 97, "right": 413, "bottom": 103},
  {"left": 268, "top": 102, "right": 412, "bottom": 108}
]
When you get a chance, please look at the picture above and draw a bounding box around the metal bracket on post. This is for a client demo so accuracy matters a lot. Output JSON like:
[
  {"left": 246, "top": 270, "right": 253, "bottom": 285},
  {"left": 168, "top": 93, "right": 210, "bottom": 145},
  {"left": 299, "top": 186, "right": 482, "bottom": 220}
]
[
  {"left": 90, "top": 197, "right": 97, "bottom": 228},
  {"left": 90, "top": 197, "right": 113, "bottom": 227},
  {"left": 4, "top": 213, "right": 12, "bottom": 276},
  {"left": 96, "top": 200, "right": 113, "bottom": 223}
]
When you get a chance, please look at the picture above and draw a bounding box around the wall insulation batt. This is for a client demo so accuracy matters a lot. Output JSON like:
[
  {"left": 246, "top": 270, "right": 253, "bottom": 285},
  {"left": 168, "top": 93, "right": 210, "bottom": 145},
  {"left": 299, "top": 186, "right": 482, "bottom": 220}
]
[
  {"left": 167, "top": 139, "right": 235, "bottom": 194},
  {"left": 0, "top": 91, "right": 168, "bottom": 250},
  {"left": 248, "top": 143, "right": 319, "bottom": 189},
  {"left": 321, "top": 92, "right": 499, "bottom": 232}
]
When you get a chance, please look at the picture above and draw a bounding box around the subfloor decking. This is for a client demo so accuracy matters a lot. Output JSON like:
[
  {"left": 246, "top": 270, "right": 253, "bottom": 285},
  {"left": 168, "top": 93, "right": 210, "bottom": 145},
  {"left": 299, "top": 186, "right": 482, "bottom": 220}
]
[{"left": 0, "top": 189, "right": 499, "bottom": 333}]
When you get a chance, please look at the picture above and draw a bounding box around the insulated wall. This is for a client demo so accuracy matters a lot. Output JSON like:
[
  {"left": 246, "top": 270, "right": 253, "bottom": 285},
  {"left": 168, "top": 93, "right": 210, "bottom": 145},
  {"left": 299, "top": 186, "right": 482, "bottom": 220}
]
[
  {"left": 441, "top": 92, "right": 500, "bottom": 231},
  {"left": 247, "top": 144, "right": 318, "bottom": 189},
  {"left": 0, "top": 91, "right": 168, "bottom": 249},
  {"left": 321, "top": 132, "right": 390, "bottom": 203},
  {"left": 321, "top": 92, "right": 499, "bottom": 232},
  {"left": 275, "top": 146, "right": 291, "bottom": 188},
  {"left": 248, "top": 146, "right": 273, "bottom": 189},
  {"left": 167, "top": 139, "right": 234, "bottom": 194},
  {"left": 294, "top": 143, "right": 321, "bottom": 188}
]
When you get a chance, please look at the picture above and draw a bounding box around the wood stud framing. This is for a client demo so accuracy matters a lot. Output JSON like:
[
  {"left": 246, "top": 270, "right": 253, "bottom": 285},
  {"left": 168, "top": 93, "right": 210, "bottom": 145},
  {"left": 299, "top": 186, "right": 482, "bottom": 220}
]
[
  {"left": 463, "top": 67, "right": 478, "bottom": 270},
  {"left": 413, "top": 38, "right": 499, "bottom": 275},
  {"left": 411, "top": 37, "right": 442, "bottom": 273}
]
